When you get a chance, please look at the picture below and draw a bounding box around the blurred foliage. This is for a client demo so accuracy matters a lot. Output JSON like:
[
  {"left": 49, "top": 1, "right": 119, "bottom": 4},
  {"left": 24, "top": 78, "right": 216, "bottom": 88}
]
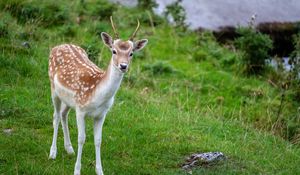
[
  {"left": 288, "top": 33, "right": 300, "bottom": 100},
  {"left": 193, "top": 50, "right": 208, "bottom": 62},
  {"left": 90, "top": 22, "right": 111, "bottom": 37},
  {"left": 264, "top": 33, "right": 300, "bottom": 142},
  {"left": 194, "top": 31, "right": 237, "bottom": 68},
  {"left": 81, "top": 39, "right": 101, "bottom": 63},
  {"left": 59, "top": 24, "right": 77, "bottom": 37},
  {"left": 234, "top": 27, "right": 273, "bottom": 75},
  {"left": 1, "top": 0, "right": 70, "bottom": 27},
  {"left": 164, "top": 0, "right": 187, "bottom": 30},
  {"left": 78, "top": 0, "right": 117, "bottom": 20},
  {"left": 265, "top": 32, "right": 300, "bottom": 107},
  {"left": 137, "top": 0, "right": 158, "bottom": 12},
  {"left": 132, "top": 10, "right": 164, "bottom": 27}
]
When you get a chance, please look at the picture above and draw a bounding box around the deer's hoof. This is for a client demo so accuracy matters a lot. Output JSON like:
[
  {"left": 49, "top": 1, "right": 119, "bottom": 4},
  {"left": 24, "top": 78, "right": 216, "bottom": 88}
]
[
  {"left": 49, "top": 148, "right": 57, "bottom": 159},
  {"left": 96, "top": 167, "right": 103, "bottom": 175},
  {"left": 65, "top": 145, "right": 75, "bottom": 155},
  {"left": 74, "top": 169, "right": 81, "bottom": 175}
]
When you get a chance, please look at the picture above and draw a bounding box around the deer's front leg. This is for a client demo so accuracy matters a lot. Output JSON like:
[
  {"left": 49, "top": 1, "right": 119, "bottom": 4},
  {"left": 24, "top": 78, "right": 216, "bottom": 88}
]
[
  {"left": 94, "top": 115, "right": 106, "bottom": 175},
  {"left": 74, "top": 110, "right": 86, "bottom": 175}
]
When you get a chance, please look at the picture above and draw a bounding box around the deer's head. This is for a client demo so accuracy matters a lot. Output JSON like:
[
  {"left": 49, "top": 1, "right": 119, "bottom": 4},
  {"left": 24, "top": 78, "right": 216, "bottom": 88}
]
[{"left": 101, "top": 16, "right": 148, "bottom": 73}]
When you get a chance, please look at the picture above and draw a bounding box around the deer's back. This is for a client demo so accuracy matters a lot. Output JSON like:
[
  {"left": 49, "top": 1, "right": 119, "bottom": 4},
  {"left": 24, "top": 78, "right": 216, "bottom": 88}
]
[{"left": 49, "top": 44, "right": 105, "bottom": 106}]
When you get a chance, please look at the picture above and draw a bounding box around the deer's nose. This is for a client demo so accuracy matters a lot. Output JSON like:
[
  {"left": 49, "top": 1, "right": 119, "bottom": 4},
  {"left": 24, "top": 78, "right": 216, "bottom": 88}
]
[{"left": 120, "top": 63, "right": 127, "bottom": 70}]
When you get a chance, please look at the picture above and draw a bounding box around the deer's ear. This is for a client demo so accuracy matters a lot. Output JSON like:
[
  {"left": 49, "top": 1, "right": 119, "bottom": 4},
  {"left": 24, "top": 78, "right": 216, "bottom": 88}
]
[
  {"left": 133, "top": 39, "right": 148, "bottom": 52},
  {"left": 101, "top": 32, "right": 113, "bottom": 48}
]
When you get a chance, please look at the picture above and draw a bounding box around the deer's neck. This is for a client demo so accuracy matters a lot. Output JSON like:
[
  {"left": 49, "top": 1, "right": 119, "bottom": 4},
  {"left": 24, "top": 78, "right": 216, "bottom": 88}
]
[
  {"left": 104, "top": 58, "right": 124, "bottom": 93},
  {"left": 93, "top": 58, "right": 124, "bottom": 106}
]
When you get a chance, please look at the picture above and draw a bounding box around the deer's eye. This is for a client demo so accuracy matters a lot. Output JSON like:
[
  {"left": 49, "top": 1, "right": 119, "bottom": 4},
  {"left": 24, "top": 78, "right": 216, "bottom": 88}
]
[
  {"left": 112, "top": 50, "right": 117, "bottom": 54},
  {"left": 129, "top": 52, "right": 133, "bottom": 57}
]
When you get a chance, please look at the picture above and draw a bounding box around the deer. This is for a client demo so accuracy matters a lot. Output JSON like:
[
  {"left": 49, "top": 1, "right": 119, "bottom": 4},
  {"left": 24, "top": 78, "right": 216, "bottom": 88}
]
[{"left": 48, "top": 16, "right": 148, "bottom": 175}]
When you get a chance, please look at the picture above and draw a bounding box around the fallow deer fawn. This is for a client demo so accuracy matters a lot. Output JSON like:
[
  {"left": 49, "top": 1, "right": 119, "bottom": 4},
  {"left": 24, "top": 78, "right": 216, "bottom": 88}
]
[{"left": 48, "top": 16, "right": 148, "bottom": 175}]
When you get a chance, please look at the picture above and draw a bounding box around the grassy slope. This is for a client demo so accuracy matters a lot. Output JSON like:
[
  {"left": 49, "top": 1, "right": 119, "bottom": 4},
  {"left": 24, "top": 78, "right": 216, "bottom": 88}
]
[{"left": 0, "top": 1, "right": 300, "bottom": 174}]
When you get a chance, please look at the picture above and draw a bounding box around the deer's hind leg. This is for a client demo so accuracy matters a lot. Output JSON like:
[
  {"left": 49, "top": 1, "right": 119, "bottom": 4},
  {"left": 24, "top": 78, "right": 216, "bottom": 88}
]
[
  {"left": 49, "top": 93, "right": 62, "bottom": 159},
  {"left": 74, "top": 109, "right": 86, "bottom": 175},
  {"left": 60, "top": 102, "right": 75, "bottom": 155}
]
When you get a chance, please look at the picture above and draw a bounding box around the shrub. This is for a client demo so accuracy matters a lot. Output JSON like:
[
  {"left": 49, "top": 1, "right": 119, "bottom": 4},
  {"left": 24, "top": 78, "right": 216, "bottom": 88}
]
[
  {"left": 264, "top": 33, "right": 300, "bottom": 143},
  {"left": 194, "top": 31, "right": 237, "bottom": 67},
  {"left": 80, "top": 1, "right": 117, "bottom": 20},
  {"left": 137, "top": 0, "right": 158, "bottom": 12},
  {"left": 290, "top": 33, "right": 300, "bottom": 79},
  {"left": 129, "top": 11, "right": 164, "bottom": 27},
  {"left": 288, "top": 33, "right": 300, "bottom": 100},
  {"left": 196, "top": 32, "right": 223, "bottom": 60},
  {"left": 234, "top": 27, "right": 273, "bottom": 75},
  {"left": 266, "top": 33, "right": 300, "bottom": 100},
  {"left": 164, "top": 0, "right": 187, "bottom": 29}
]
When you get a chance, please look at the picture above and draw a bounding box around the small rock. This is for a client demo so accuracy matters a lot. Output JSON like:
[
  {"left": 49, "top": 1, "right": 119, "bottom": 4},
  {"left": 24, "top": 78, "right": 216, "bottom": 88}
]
[
  {"left": 140, "top": 87, "right": 149, "bottom": 95},
  {"left": 3, "top": 128, "right": 13, "bottom": 135},
  {"left": 182, "top": 152, "right": 226, "bottom": 170},
  {"left": 22, "top": 41, "right": 31, "bottom": 49}
]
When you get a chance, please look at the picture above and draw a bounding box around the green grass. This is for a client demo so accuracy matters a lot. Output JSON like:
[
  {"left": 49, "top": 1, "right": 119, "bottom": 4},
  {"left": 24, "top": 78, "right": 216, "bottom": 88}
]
[{"left": 1, "top": 0, "right": 300, "bottom": 174}]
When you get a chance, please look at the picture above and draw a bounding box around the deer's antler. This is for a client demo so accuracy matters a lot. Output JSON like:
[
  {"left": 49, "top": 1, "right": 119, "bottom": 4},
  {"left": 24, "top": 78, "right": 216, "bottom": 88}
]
[{"left": 129, "top": 19, "right": 140, "bottom": 41}]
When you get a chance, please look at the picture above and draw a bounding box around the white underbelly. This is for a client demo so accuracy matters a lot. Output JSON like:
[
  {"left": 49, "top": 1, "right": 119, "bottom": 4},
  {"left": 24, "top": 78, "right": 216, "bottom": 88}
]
[
  {"left": 54, "top": 75, "right": 76, "bottom": 108},
  {"left": 53, "top": 75, "right": 114, "bottom": 118}
]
